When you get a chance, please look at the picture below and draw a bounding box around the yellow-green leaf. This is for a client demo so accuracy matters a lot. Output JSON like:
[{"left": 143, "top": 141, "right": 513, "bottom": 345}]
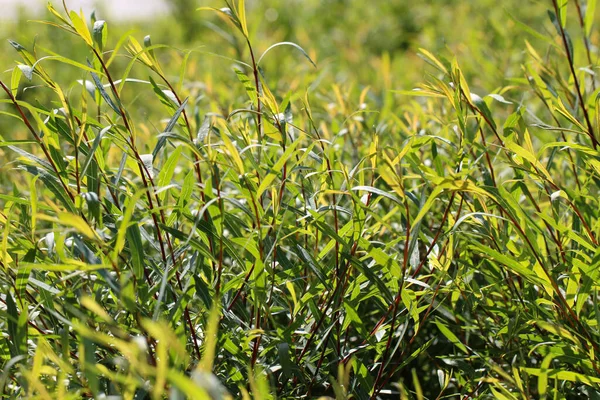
[{"left": 69, "top": 11, "right": 93, "bottom": 46}]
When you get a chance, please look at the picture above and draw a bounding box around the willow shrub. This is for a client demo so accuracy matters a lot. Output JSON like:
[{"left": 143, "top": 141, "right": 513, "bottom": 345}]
[{"left": 1, "top": 0, "right": 600, "bottom": 399}]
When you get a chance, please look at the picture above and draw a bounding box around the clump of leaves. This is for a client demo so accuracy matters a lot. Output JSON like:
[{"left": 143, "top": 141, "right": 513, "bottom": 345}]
[{"left": 1, "top": 0, "right": 600, "bottom": 399}]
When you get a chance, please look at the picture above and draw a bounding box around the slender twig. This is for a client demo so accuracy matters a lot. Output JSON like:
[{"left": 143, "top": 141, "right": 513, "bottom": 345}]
[
  {"left": 551, "top": 0, "right": 598, "bottom": 149},
  {"left": 0, "top": 80, "right": 75, "bottom": 203}
]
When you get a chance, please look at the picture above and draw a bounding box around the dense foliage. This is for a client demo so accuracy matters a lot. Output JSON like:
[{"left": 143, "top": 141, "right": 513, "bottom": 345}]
[{"left": 1, "top": 0, "right": 600, "bottom": 398}]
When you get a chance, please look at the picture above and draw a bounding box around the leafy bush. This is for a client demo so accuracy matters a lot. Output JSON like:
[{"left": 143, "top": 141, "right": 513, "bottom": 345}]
[{"left": 1, "top": 0, "right": 600, "bottom": 398}]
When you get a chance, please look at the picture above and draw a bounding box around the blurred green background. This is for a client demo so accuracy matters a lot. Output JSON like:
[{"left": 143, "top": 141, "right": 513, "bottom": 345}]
[
  {"left": 0, "top": 0, "right": 552, "bottom": 88},
  {"left": 0, "top": 0, "right": 578, "bottom": 185}
]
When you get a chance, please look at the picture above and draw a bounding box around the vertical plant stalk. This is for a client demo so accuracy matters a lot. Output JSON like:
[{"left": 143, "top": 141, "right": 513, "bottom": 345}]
[
  {"left": 374, "top": 194, "right": 467, "bottom": 393},
  {"left": 303, "top": 165, "right": 378, "bottom": 391},
  {"left": 140, "top": 56, "right": 220, "bottom": 360},
  {"left": 491, "top": 199, "right": 600, "bottom": 364},
  {"left": 464, "top": 86, "right": 596, "bottom": 249},
  {"left": 215, "top": 174, "right": 225, "bottom": 298},
  {"left": 0, "top": 81, "right": 75, "bottom": 204},
  {"left": 89, "top": 47, "right": 202, "bottom": 359},
  {"left": 527, "top": 75, "right": 584, "bottom": 189},
  {"left": 76, "top": 118, "right": 122, "bottom": 208},
  {"left": 371, "top": 192, "right": 411, "bottom": 397},
  {"left": 266, "top": 119, "right": 288, "bottom": 308},
  {"left": 234, "top": 12, "right": 267, "bottom": 366},
  {"left": 73, "top": 126, "right": 81, "bottom": 194},
  {"left": 371, "top": 193, "right": 465, "bottom": 396},
  {"left": 375, "top": 278, "right": 446, "bottom": 394},
  {"left": 226, "top": 173, "right": 264, "bottom": 310},
  {"left": 153, "top": 74, "right": 217, "bottom": 276},
  {"left": 246, "top": 38, "right": 263, "bottom": 162},
  {"left": 573, "top": 0, "right": 596, "bottom": 90},
  {"left": 551, "top": 0, "right": 599, "bottom": 149}
]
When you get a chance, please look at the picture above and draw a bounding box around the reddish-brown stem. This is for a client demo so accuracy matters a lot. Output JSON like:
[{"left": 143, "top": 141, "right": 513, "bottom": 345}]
[
  {"left": 0, "top": 80, "right": 75, "bottom": 203},
  {"left": 551, "top": 0, "right": 598, "bottom": 149},
  {"left": 573, "top": 0, "right": 596, "bottom": 90}
]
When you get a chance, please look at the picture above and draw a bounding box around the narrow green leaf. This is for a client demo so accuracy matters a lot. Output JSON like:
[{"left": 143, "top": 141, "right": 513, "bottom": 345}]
[
  {"left": 153, "top": 97, "right": 188, "bottom": 158},
  {"left": 69, "top": 10, "right": 93, "bottom": 46},
  {"left": 585, "top": 0, "right": 597, "bottom": 35},
  {"left": 10, "top": 66, "right": 22, "bottom": 97},
  {"left": 6, "top": 292, "right": 27, "bottom": 357},
  {"left": 80, "top": 125, "right": 112, "bottom": 177},
  {"left": 257, "top": 42, "right": 316, "bottom": 67},
  {"left": 157, "top": 145, "right": 183, "bottom": 202},
  {"left": 434, "top": 320, "right": 468, "bottom": 353}
]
